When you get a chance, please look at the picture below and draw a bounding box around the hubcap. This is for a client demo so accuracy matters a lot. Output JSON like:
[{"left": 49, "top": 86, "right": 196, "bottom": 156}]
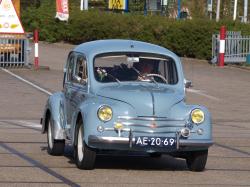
[
  {"left": 48, "top": 121, "right": 53, "bottom": 149},
  {"left": 77, "top": 126, "right": 84, "bottom": 162}
]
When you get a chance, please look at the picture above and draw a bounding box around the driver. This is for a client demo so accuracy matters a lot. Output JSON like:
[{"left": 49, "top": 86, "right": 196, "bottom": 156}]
[
  {"left": 136, "top": 59, "right": 155, "bottom": 81},
  {"left": 139, "top": 61, "right": 154, "bottom": 74},
  {"left": 133, "top": 58, "right": 167, "bottom": 83}
]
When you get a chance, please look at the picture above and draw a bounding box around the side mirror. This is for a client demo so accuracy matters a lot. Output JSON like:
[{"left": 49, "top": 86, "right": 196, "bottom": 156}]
[{"left": 184, "top": 79, "right": 192, "bottom": 88}]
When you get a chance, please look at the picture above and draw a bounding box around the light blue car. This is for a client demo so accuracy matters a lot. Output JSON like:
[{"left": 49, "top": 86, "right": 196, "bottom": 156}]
[{"left": 41, "top": 40, "right": 213, "bottom": 171}]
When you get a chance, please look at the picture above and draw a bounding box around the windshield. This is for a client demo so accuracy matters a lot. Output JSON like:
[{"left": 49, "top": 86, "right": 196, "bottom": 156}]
[{"left": 94, "top": 53, "right": 178, "bottom": 85}]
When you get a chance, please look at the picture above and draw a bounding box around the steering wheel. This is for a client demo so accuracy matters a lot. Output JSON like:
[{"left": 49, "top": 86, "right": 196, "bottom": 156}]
[{"left": 144, "top": 74, "right": 168, "bottom": 83}]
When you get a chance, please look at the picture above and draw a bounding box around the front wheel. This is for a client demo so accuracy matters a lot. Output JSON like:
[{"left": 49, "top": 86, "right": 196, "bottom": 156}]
[
  {"left": 75, "top": 123, "right": 96, "bottom": 170},
  {"left": 186, "top": 150, "right": 208, "bottom": 172},
  {"left": 47, "top": 118, "right": 65, "bottom": 156}
]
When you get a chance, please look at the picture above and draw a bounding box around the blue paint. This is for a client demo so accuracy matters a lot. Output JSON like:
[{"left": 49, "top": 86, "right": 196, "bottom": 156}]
[
  {"left": 246, "top": 54, "right": 250, "bottom": 64},
  {"left": 125, "top": 0, "right": 129, "bottom": 12},
  {"left": 177, "top": 0, "right": 181, "bottom": 19}
]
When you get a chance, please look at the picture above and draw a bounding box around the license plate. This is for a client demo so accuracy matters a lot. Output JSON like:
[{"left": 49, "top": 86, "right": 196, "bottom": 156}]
[{"left": 134, "top": 136, "right": 176, "bottom": 148}]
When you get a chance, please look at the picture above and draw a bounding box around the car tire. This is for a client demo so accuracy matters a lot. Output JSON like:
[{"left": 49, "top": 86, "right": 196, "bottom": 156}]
[
  {"left": 47, "top": 118, "right": 65, "bottom": 156},
  {"left": 186, "top": 149, "right": 208, "bottom": 172},
  {"left": 149, "top": 152, "right": 162, "bottom": 158},
  {"left": 74, "top": 122, "right": 96, "bottom": 170}
]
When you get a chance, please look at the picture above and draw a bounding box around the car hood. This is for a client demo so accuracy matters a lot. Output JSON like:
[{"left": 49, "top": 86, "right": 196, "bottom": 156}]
[{"left": 96, "top": 84, "right": 184, "bottom": 117}]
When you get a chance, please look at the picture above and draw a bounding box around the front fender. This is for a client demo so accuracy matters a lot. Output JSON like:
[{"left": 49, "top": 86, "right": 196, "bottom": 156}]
[
  {"left": 170, "top": 102, "right": 212, "bottom": 140},
  {"left": 41, "top": 92, "right": 66, "bottom": 140},
  {"left": 71, "top": 97, "right": 136, "bottom": 146}
]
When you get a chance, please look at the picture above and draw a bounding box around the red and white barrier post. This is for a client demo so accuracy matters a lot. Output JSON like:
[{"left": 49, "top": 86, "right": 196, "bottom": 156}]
[
  {"left": 34, "top": 29, "right": 39, "bottom": 69},
  {"left": 219, "top": 26, "right": 226, "bottom": 67}
]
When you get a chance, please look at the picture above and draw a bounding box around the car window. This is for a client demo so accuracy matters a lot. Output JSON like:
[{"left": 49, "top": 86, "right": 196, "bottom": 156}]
[
  {"left": 66, "top": 54, "right": 75, "bottom": 82},
  {"left": 73, "top": 55, "right": 87, "bottom": 84},
  {"left": 94, "top": 53, "right": 178, "bottom": 85}
]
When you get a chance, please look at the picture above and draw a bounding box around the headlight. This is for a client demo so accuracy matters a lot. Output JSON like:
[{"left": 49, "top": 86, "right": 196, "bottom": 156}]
[
  {"left": 97, "top": 105, "right": 112, "bottom": 122},
  {"left": 191, "top": 109, "right": 205, "bottom": 124}
]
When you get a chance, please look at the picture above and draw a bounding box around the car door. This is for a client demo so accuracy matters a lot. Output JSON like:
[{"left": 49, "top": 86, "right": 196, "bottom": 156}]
[
  {"left": 63, "top": 52, "right": 76, "bottom": 127},
  {"left": 70, "top": 54, "right": 88, "bottom": 123}
]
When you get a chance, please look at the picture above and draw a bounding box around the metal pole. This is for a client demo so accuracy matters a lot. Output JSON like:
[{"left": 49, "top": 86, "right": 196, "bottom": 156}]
[
  {"left": 233, "top": 0, "right": 238, "bottom": 21},
  {"left": 244, "top": 0, "right": 248, "bottom": 23},
  {"left": 161, "top": 0, "right": 163, "bottom": 15},
  {"left": 84, "top": 0, "right": 88, "bottom": 10},
  {"left": 177, "top": 0, "right": 181, "bottom": 19},
  {"left": 34, "top": 29, "right": 39, "bottom": 69},
  {"left": 207, "top": 0, "right": 213, "bottom": 20},
  {"left": 219, "top": 26, "right": 226, "bottom": 67},
  {"left": 80, "top": 0, "right": 84, "bottom": 10},
  {"left": 125, "top": 0, "right": 129, "bottom": 13},
  {"left": 144, "top": 0, "right": 147, "bottom": 16},
  {"left": 216, "top": 0, "right": 220, "bottom": 22}
]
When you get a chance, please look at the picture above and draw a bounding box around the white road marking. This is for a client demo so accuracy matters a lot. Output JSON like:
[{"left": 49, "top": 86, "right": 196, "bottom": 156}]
[
  {"left": 187, "top": 88, "right": 220, "bottom": 101},
  {"left": 1, "top": 68, "right": 52, "bottom": 96},
  {"left": 0, "top": 120, "right": 42, "bottom": 129},
  {"left": 17, "top": 120, "right": 42, "bottom": 129}
]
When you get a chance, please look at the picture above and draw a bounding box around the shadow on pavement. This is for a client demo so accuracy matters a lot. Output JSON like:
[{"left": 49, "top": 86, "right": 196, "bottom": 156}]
[{"left": 61, "top": 145, "right": 188, "bottom": 171}]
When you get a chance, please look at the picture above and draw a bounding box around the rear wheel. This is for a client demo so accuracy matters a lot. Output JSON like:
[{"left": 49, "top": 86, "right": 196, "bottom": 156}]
[
  {"left": 186, "top": 150, "right": 208, "bottom": 172},
  {"left": 47, "top": 118, "right": 65, "bottom": 156},
  {"left": 75, "top": 121, "right": 96, "bottom": 170}
]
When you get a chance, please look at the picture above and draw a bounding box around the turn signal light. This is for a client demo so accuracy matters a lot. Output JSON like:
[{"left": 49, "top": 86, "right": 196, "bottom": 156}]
[{"left": 114, "top": 122, "right": 123, "bottom": 130}]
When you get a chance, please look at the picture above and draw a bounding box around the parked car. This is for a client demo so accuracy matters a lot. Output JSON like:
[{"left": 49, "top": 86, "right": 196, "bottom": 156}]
[{"left": 41, "top": 40, "right": 213, "bottom": 171}]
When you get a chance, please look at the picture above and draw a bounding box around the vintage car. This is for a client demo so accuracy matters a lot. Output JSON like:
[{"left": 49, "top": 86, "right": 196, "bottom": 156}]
[{"left": 41, "top": 39, "right": 213, "bottom": 171}]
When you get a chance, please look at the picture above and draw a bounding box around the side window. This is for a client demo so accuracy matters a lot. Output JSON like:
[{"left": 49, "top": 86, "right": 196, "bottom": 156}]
[
  {"left": 73, "top": 55, "right": 87, "bottom": 84},
  {"left": 66, "top": 54, "right": 75, "bottom": 82}
]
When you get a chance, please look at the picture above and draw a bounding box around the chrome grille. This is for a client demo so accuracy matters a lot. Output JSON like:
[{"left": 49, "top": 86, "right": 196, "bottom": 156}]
[{"left": 117, "top": 116, "right": 186, "bottom": 134}]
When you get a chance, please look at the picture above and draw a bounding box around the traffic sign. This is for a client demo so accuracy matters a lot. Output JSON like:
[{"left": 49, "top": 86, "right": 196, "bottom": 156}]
[
  {"left": 0, "top": 0, "right": 24, "bottom": 34},
  {"left": 108, "top": 0, "right": 128, "bottom": 11}
]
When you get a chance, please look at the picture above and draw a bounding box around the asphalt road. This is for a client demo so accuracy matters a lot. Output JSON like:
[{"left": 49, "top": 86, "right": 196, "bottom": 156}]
[{"left": 0, "top": 43, "right": 250, "bottom": 187}]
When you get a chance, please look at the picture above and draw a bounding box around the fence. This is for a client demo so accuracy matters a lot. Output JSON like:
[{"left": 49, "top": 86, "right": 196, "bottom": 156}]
[
  {"left": 212, "top": 31, "right": 250, "bottom": 64},
  {"left": 0, "top": 35, "right": 29, "bottom": 67}
]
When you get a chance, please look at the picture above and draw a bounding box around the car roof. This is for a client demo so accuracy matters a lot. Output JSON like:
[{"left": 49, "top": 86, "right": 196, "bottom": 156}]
[{"left": 73, "top": 39, "right": 178, "bottom": 58}]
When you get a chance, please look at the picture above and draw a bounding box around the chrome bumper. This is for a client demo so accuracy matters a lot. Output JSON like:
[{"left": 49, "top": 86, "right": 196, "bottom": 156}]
[{"left": 88, "top": 135, "right": 213, "bottom": 150}]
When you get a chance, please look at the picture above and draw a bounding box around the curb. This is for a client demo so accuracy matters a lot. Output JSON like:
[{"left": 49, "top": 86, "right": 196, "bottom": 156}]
[
  {"left": 227, "top": 64, "right": 250, "bottom": 71},
  {"left": 27, "top": 64, "right": 50, "bottom": 70}
]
